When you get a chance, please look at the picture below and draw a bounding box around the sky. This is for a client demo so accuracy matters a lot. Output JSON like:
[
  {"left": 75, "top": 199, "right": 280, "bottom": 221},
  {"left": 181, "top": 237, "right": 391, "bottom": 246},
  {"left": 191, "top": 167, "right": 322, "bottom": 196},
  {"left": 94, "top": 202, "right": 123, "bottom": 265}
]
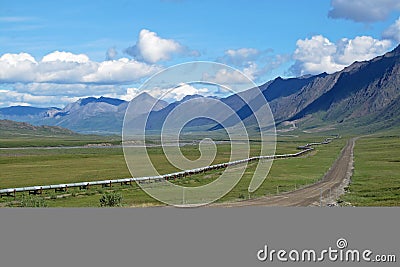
[{"left": 0, "top": 0, "right": 400, "bottom": 107}]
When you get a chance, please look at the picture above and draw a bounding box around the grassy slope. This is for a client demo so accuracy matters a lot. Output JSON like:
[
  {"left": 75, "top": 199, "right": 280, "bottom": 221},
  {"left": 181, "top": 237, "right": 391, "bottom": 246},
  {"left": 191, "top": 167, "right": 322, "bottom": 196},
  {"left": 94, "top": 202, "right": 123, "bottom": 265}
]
[
  {"left": 0, "top": 119, "right": 76, "bottom": 136},
  {"left": 341, "top": 134, "right": 400, "bottom": 206},
  {"left": 0, "top": 119, "right": 121, "bottom": 147}
]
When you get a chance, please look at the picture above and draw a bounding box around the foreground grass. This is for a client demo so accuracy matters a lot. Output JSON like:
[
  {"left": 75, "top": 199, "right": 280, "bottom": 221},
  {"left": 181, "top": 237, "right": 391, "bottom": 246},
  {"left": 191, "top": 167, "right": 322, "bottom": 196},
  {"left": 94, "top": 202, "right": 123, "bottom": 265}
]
[
  {"left": 0, "top": 135, "right": 346, "bottom": 207},
  {"left": 0, "top": 147, "right": 130, "bottom": 188},
  {"left": 341, "top": 135, "right": 400, "bottom": 206}
]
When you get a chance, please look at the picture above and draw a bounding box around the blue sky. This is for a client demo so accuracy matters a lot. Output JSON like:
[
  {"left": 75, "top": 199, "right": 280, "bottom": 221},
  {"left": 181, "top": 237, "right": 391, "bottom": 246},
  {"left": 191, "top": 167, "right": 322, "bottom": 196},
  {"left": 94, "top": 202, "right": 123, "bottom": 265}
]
[{"left": 0, "top": 0, "right": 399, "bottom": 107}]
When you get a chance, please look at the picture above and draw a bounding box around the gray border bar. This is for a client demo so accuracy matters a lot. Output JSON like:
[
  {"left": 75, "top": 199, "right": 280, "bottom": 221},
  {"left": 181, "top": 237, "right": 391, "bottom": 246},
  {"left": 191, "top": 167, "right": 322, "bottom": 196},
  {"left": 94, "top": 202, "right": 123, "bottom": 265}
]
[{"left": 0, "top": 208, "right": 399, "bottom": 267}]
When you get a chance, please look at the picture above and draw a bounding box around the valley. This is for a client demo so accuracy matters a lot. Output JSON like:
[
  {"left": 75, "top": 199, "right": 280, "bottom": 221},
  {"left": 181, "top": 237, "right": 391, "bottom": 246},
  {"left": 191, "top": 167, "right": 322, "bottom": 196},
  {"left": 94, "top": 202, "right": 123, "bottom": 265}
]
[
  {"left": 0, "top": 134, "right": 348, "bottom": 207},
  {"left": 0, "top": 45, "right": 399, "bottom": 207}
]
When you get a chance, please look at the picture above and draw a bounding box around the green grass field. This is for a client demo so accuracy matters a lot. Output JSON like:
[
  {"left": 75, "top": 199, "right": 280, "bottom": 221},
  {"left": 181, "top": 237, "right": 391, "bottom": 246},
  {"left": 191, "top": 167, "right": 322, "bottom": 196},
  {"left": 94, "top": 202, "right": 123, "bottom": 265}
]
[
  {"left": 340, "top": 135, "right": 400, "bottom": 206},
  {"left": 0, "top": 135, "right": 347, "bottom": 207},
  {"left": 0, "top": 136, "right": 122, "bottom": 148}
]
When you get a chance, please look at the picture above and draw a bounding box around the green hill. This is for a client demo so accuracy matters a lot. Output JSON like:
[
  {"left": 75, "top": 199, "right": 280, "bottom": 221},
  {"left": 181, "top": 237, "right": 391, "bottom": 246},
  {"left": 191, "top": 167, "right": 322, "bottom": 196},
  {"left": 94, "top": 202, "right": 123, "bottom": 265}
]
[
  {"left": 0, "top": 119, "right": 121, "bottom": 148},
  {"left": 0, "top": 119, "right": 78, "bottom": 137}
]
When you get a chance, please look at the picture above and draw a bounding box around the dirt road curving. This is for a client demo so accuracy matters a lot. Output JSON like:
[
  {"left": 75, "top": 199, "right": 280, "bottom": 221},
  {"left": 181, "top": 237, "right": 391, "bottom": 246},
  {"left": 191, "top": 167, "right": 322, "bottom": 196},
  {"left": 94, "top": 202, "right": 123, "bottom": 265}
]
[{"left": 213, "top": 137, "right": 357, "bottom": 207}]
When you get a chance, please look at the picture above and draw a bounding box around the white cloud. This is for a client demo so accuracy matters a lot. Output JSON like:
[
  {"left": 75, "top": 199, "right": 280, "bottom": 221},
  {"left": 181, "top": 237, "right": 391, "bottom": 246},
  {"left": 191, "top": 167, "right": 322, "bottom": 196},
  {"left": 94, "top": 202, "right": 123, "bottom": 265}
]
[
  {"left": 213, "top": 48, "right": 267, "bottom": 84},
  {"left": 221, "top": 48, "right": 260, "bottom": 66},
  {"left": 124, "top": 29, "right": 185, "bottom": 63},
  {"left": 241, "top": 62, "right": 259, "bottom": 81},
  {"left": 0, "top": 51, "right": 161, "bottom": 85},
  {"left": 42, "top": 51, "right": 89, "bottom": 63},
  {"left": 0, "top": 53, "right": 38, "bottom": 83},
  {"left": 168, "top": 83, "right": 209, "bottom": 101},
  {"left": 144, "top": 83, "right": 210, "bottom": 101},
  {"left": 198, "top": 63, "right": 265, "bottom": 94},
  {"left": 0, "top": 82, "right": 133, "bottom": 108},
  {"left": 82, "top": 58, "right": 161, "bottom": 84},
  {"left": 335, "top": 36, "right": 392, "bottom": 65},
  {"left": 382, "top": 17, "right": 400, "bottom": 42},
  {"left": 226, "top": 48, "right": 259, "bottom": 58},
  {"left": 218, "top": 48, "right": 261, "bottom": 80},
  {"left": 328, "top": 0, "right": 400, "bottom": 22},
  {"left": 0, "top": 52, "right": 37, "bottom": 64},
  {"left": 291, "top": 35, "right": 393, "bottom": 76},
  {"left": 217, "top": 48, "right": 289, "bottom": 83},
  {"left": 119, "top": 87, "right": 140, "bottom": 101},
  {"left": 204, "top": 67, "right": 253, "bottom": 85}
]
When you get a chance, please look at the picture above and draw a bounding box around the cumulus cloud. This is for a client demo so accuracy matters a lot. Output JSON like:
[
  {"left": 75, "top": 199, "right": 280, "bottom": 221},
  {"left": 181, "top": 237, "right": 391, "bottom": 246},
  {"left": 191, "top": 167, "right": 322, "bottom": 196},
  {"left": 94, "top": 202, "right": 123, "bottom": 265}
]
[
  {"left": 0, "top": 50, "right": 163, "bottom": 107},
  {"left": 0, "top": 51, "right": 161, "bottom": 85},
  {"left": 0, "top": 53, "right": 38, "bottom": 83},
  {"left": 328, "top": 0, "right": 400, "bottom": 22},
  {"left": 82, "top": 58, "right": 161, "bottom": 84},
  {"left": 291, "top": 36, "right": 342, "bottom": 75},
  {"left": 290, "top": 35, "right": 393, "bottom": 76},
  {"left": 335, "top": 36, "right": 393, "bottom": 65},
  {"left": 382, "top": 17, "right": 400, "bottom": 43},
  {"left": 124, "top": 29, "right": 191, "bottom": 63},
  {"left": 42, "top": 51, "right": 89, "bottom": 63}
]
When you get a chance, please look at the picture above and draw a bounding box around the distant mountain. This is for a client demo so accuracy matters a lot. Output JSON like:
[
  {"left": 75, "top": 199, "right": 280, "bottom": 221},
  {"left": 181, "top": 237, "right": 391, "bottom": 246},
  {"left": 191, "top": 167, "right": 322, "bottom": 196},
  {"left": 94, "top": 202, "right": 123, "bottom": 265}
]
[
  {"left": 0, "top": 106, "right": 59, "bottom": 116},
  {"left": 79, "top": 96, "right": 125, "bottom": 106},
  {"left": 50, "top": 96, "right": 127, "bottom": 119},
  {"left": 123, "top": 92, "right": 168, "bottom": 117},
  {"left": 127, "top": 74, "right": 328, "bottom": 133},
  {"left": 125, "top": 94, "right": 231, "bottom": 133},
  {"left": 0, "top": 93, "right": 168, "bottom": 134},
  {"left": 0, "top": 106, "right": 60, "bottom": 125},
  {"left": 45, "top": 93, "right": 168, "bottom": 134}
]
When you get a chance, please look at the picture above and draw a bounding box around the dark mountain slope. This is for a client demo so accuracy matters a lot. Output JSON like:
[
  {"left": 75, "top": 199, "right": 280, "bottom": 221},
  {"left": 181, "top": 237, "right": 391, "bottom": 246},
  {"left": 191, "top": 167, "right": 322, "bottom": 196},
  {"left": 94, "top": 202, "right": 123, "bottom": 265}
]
[
  {"left": 261, "top": 74, "right": 327, "bottom": 102},
  {"left": 291, "top": 46, "right": 400, "bottom": 122},
  {"left": 211, "top": 73, "right": 325, "bottom": 130}
]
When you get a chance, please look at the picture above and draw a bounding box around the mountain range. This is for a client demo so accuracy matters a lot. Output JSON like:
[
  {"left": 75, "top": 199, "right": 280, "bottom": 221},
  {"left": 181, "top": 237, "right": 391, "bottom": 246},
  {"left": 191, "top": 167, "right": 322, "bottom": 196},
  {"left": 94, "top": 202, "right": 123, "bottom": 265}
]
[{"left": 1, "top": 44, "right": 399, "bottom": 135}]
